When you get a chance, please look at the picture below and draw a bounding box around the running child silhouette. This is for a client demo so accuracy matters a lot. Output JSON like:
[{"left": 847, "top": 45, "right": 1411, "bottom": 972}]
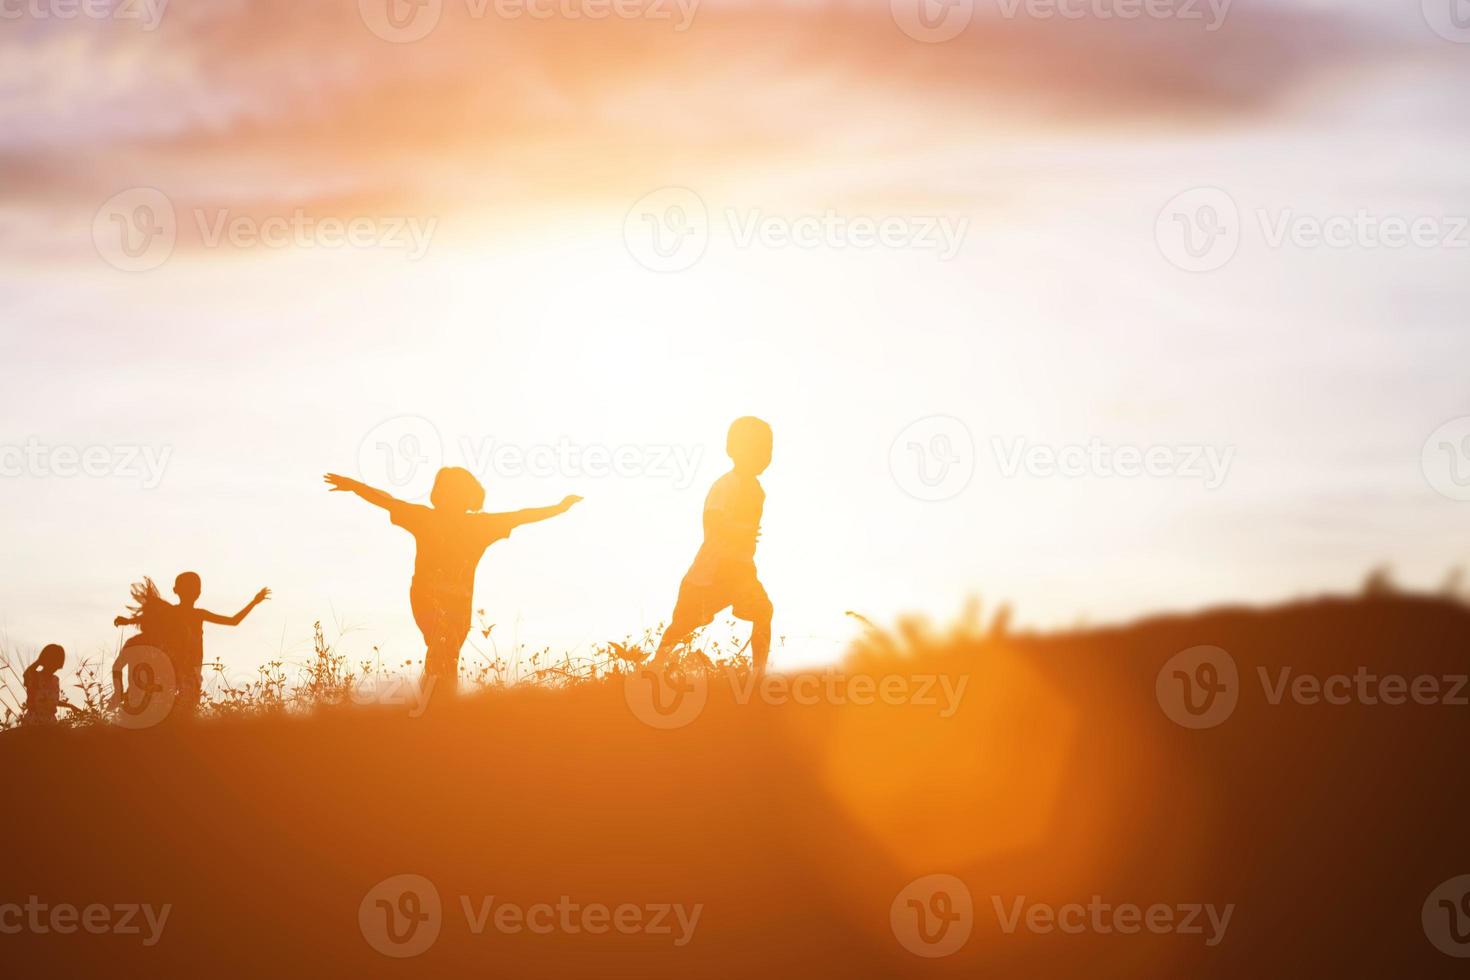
[
  {"left": 112, "top": 574, "right": 270, "bottom": 713},
  {"left": 324, "top": 467, "right": 581, "bottom": 694},
  {"left": 653, "top": 417, "right": 774, "bottom": 676}
]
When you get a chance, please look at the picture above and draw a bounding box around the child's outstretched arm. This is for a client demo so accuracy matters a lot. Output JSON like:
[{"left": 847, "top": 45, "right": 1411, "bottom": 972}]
[
  {"left": 323, "top": 473, "right": 401, "bottom": 510},
  {"left": 496, "top": 495, "right": 583, "bottom": 529},
  {"left": 201, "top": 588, "right": 271, "bottom": 627}
]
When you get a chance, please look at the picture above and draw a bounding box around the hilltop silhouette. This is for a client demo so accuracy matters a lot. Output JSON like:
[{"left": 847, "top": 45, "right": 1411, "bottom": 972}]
[{"left": 4, "top": 592, "right": 1468, "bottom": 976}]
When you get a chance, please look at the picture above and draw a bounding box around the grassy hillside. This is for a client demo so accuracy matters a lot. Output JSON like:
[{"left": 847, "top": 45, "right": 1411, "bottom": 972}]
[{"left": 3, "top": 595, "right": 1468, "bottom": 976}]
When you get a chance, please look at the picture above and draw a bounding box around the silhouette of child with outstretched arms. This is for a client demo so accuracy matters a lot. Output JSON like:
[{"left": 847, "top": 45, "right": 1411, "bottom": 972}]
[
  {"left": 324, "top": 467, "right": 581, "bottom": 694},
  {"left": 23, "top": 644, "right": 71, "bottom": 726},
  {"left": 112, "top": 574, "right": 269, "bottom": 713},
  {"left": 653, "top": 417, "right": 775, "bottom": 676}
]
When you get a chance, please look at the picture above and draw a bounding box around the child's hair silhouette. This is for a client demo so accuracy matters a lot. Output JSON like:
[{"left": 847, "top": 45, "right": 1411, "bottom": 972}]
[
  {"left": 654, "top": 416, "right": 775, "bottom": 675},
  {"left": 23, "top": 644, "right": 67, "bottom": 726},
  {"left": 431, "top": 466, "right": 486, "bottom": 511},
  {"left": 325, "top": 465, "right": 582, "bottom": 695}
]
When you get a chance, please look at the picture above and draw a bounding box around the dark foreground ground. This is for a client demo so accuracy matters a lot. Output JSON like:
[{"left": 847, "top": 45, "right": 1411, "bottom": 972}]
[{"left": 3, "top": 595, "right": 1469, "bottom": 976}]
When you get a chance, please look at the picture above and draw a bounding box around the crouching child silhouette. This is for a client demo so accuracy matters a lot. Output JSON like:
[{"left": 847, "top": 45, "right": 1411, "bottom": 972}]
[
  {"left": 653, "top": 417, "right": 775, "bottom": 676},
  {"left": 325, "top": 467, "right": 581, "bottom": 695},
  {"left": 22, "top": 644, "right": 71, "bottom": 726}
]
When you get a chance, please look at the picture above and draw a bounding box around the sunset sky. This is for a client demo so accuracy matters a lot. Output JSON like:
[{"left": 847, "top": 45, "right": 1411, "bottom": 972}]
[{"left": 2, "top": 0, "right": 1469, "bottom": 689}]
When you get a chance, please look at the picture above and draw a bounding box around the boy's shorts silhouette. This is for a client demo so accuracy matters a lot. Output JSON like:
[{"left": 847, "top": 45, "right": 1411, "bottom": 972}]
[{"left": 671, "top": 556, "right": 772, "bottom": 630}]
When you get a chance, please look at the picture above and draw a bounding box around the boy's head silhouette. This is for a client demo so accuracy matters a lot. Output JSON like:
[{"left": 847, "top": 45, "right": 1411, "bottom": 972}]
[
  {"left": 34, "top": 644, "right": 65, "bottom": 674},
  {"left": 175, "top": 572, "right": 203, "bottom": 605},
  {"left": 727, "top": 417, "right": 773, "bottom": 475},
  {"left": 430, "top": 466, "right": 486, "bottom": 512}
]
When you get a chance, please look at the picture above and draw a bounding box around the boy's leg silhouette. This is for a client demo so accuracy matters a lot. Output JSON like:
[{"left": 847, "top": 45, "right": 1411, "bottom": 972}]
[{"left": 654, "top": 572, "right": 772, "bottom": 675}]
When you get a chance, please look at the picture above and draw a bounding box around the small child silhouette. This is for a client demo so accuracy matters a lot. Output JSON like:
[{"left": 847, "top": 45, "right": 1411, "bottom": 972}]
[
  {"left": 325, "top": 467, "right": 581, "bottom": 695},
  {"left": 653, "top": 417, "right": 775, "bottom": 675},
  {"left": 22, "top": 644, "right": 69, "bottom": 726},
  {"left": 113, "top": 574, "right": 269, "bottom": 713}
]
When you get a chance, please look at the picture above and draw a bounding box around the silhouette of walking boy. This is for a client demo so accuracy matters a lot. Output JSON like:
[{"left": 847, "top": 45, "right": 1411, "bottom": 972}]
[
  {"left": 653, "top": 417, "right": 774, "bottom": 675},
  {"left": 325, "top": 467, "right": 581, "bottom": 695},
  {"left": 22, "top": 644, "right": 70, "bottom": 726}
]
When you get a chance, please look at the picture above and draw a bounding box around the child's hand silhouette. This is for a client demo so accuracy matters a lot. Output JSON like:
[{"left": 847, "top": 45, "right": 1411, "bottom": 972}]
[
  {"left": 253, "top": 588, "right": 271, "bottom": 604},
  {"left": 560, "top": 495, "right": 584, "bottom": 512},
  {"left": 323, "top": 473, "right": 359, "bottom": 492},
  {"left": 113, "top": 616, "right": 129, "bottom": 628}
]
